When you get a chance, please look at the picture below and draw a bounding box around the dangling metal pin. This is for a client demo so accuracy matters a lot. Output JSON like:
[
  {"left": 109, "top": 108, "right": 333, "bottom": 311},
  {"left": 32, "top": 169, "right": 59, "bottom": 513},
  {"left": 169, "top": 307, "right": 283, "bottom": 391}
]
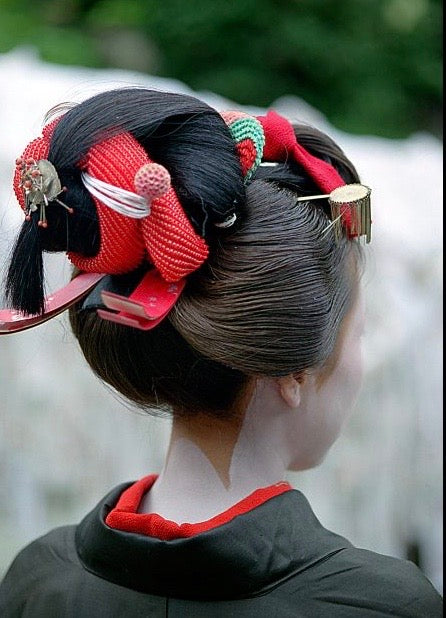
[{"left": 320, "top": 212, "right": 343, "bottom": 239}]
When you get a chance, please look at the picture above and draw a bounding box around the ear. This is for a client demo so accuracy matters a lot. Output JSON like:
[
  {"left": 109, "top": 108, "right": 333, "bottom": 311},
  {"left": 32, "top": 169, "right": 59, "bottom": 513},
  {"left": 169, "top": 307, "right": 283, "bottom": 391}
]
[{"left": 277, "top": 374, "right": 304, "bottom": 409}]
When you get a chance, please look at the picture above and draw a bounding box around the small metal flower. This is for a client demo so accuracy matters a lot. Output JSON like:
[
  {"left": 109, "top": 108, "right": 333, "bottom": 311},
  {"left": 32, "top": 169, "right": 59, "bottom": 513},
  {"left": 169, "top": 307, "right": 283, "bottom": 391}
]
[{"left": 16, "top": 158, "right": 73, "bottom": 228}]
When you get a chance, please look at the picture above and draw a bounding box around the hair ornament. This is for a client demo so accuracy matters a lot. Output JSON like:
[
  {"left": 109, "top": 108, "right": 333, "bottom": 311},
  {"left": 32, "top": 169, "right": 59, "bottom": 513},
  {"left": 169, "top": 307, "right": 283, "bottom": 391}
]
[
  {"left": 257, "top": 111, "right": 372, "bottom": 242},
  {"left": 214, "top": 110, "right": 265, "bottom": 230},
  {"left": 3, "top": 98, "right": 371, "bottom": 336},
  {"left": 15, "top": 156, "right": 72, "bottom": 228},
  {"left": 0, "top": 272, "right": 104, "bottom": 334},
  {"left": 81, "top": 172, "right": 150, "bottom": 219},
  {"left": 70, "top": 131, "right": 208, "bottom": 279},
  {"left": 220, "top": 111, "right": 265, "bottom": 182},
  {"left": 97, "top": 269, "right": 186, "bottom": 330},
  {"left": 214, "top": 212, "right": 237, "bottom": 228},
  {"left": 134, "top": 163, "right": 171, "bottom": 201},
  {"left": 4, "top": 116, "right": 208, "bottom": 332},
  {"left": 297, "top": 183, "right": 372, "bottom": 243},
  {"left": 82, "top": 159, "right": 174, "bottom": 222}
]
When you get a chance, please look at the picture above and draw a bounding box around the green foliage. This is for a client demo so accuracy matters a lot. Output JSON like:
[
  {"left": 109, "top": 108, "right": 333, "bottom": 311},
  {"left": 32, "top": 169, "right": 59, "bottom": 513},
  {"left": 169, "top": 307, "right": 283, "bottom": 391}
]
[{"left": 0, "top": 0, "right": 442, "bottom": 138}]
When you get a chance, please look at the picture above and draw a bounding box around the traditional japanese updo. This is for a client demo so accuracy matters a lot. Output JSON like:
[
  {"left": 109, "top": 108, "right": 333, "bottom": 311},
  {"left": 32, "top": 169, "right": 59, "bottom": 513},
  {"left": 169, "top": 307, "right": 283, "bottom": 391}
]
[{"left": 6, "top": 88, "right": 361, "bottom": 417}]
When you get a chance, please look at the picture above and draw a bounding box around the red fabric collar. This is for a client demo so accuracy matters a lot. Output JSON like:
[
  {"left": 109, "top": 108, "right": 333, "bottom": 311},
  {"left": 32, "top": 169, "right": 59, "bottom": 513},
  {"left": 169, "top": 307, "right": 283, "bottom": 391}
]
[{"left": 105, "top": 474, "right": 292, "bottom": 541}]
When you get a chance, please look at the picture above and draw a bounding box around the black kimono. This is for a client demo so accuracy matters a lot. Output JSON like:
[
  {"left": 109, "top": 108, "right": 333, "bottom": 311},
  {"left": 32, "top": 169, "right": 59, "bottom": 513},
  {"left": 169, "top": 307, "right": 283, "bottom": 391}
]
[{"left": 0, "top": 482, "right": 442, "bottom": 617}]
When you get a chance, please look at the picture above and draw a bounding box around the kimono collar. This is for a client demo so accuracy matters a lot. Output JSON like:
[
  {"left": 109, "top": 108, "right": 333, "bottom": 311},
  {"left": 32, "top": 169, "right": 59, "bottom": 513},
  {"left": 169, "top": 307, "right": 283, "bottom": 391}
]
[{"left": 75, "top": 482, "right": 351, "bottom": 600}]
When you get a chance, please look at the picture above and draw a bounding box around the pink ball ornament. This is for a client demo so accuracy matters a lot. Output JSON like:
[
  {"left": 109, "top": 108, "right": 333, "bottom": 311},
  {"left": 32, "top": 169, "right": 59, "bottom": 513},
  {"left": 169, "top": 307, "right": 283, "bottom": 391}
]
[{"left": 134, "top": 163, "right": 171, "bottom": 201}]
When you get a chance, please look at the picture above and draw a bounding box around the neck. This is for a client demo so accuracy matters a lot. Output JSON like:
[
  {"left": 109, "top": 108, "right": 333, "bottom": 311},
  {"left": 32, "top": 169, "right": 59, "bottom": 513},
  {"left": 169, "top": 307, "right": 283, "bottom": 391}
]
[{"left": 139, "top": 379, "right": 290, "bottom": 522}]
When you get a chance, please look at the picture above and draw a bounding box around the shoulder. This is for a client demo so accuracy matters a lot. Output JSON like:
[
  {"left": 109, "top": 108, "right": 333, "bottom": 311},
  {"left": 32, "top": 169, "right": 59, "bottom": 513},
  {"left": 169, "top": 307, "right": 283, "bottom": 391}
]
[
  {"left": 2, "top": 525, "right": 79, "bottom": 574},
  {"left": 286, "top": 545, "right": 443, "bottom": 617},
  {"left": 0, "top": 526, "right": 80, "bottom": 616}
]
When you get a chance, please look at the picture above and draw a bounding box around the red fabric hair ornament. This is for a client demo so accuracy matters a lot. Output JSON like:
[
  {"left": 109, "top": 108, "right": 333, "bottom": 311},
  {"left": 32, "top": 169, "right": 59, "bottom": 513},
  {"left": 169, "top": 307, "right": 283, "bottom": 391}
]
[
  {"left": 4, "top": 119, "right": 211, "bottom": 333},
  {"left": 259, "top": 111, "right": 345, "bottom": 191},
  {"left": 2, "top": 110, "right": 263, "bottom": 333},
  {"left": 257, "top": 111, "right": 371, "bottom": 241},
  {"left": 14, "top": 120, "right": 209, "bottom": 280}
]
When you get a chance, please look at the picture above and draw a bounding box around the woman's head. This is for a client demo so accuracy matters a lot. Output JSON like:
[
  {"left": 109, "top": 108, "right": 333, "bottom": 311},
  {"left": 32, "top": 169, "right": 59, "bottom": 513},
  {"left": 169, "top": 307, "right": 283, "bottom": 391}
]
[{"left": 6, "top": 88, "right": 364, "bottom": 420}]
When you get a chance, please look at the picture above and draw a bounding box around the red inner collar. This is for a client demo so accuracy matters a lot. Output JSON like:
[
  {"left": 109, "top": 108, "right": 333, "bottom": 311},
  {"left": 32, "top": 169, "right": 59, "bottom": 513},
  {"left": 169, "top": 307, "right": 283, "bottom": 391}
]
[{"left": 105, "top": 474, "right": 292, "bottom": 541}]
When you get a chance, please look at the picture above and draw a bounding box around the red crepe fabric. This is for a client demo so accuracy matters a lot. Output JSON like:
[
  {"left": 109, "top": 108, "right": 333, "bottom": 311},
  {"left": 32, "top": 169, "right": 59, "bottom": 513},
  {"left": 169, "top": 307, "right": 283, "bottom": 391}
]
[
  {"left": 14, "top": 123, "right": 209, "bottom": 280},
  {"left": 105, "top": 474, "right": 293, "bottom": 541},
  {"left": 257, "top": 110, "right": 346, "bottom": 194},
  {"left": 258, "top": 111, "right": 354, "bottom": 234},
  {"left": 70, "top": 131, "right": 209, "bottom": 279},
  {"left": 70, "top": 132, "right": 147, "bottom": 274}
]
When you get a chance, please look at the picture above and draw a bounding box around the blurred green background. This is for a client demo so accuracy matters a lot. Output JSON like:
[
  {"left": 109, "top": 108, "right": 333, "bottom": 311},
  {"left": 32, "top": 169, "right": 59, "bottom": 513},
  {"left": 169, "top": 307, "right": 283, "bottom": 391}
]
[{"left": 0, "top": 0, "right": 442, "bottom": 138}]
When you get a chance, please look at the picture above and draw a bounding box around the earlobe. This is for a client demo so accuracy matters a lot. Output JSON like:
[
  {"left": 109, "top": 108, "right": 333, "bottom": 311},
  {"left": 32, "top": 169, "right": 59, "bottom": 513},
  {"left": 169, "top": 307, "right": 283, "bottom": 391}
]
[{"left": 278, "top": 375, "right": 302, "bottom": 409}]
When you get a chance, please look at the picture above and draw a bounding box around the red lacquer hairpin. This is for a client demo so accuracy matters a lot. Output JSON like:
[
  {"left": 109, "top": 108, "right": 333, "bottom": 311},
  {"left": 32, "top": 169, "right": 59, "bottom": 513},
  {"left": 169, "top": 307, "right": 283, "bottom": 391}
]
[
  {"left": 0, "top": 273, "right": 104, "bottom": 334},
  {"left": 97, "top": 269, "right": 186, "bottom": 330}
]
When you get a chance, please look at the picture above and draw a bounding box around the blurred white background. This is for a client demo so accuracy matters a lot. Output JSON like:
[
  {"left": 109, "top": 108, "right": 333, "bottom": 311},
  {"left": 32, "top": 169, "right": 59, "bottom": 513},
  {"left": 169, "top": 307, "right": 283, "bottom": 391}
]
[{"left": 0, "top": 48, "right": 442, "bottom": 593}]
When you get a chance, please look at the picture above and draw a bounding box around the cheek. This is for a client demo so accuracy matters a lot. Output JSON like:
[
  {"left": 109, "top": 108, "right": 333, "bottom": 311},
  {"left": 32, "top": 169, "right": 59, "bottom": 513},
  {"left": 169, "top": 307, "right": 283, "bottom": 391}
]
[
  {"left": 333, "top": 286, "right": 366, "bottom": 410},
  {"left": 327, "top": 333, "right": 364, "bottom": 428},
  {"left": 287, "top": 338, "right": 364, "bottom": 472},
  {"left": 340, "top": 335, "right": 364, "bottom": 405}
]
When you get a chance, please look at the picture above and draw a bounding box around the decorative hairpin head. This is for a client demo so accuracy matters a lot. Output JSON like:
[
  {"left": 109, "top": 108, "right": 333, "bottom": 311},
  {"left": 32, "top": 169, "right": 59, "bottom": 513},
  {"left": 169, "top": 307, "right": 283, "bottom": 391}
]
[
  {"left": 16, "top": 157, "right": 72, "bottom": 228},
  {"left": 221, "top": 111, "right": 265, "bottom": 183},
  {"left": 258, "top": 111, "right": 372, "bottom": 243},
  {"left": 134, "top": 163, "right": 172, "bottom": 202},
  {"left": 297, "top": 183, "right": 372, "bottom": 243},
  {"left": 328, "top": 184, "right": 371, "bottom": 243}
]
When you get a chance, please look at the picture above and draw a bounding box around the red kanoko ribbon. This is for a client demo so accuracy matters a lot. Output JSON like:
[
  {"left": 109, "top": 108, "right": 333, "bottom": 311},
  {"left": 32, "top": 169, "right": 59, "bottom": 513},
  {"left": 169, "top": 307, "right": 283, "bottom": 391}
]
[
  {"left": 257, "top": 111, "right": 353, "bottom": 233},
  {"left": 258, "top": 111, "right": 346, "bottom": 193}
]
